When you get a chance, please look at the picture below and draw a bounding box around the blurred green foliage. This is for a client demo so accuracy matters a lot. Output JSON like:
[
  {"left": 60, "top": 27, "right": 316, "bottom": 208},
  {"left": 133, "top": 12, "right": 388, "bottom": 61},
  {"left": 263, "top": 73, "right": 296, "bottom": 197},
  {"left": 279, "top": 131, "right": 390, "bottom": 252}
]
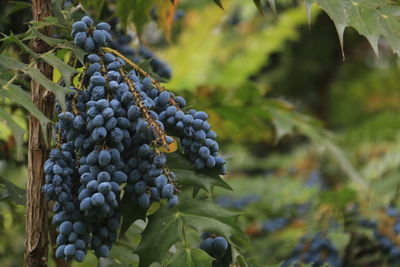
[{"left": 2, "top": 0, "right": 400, "bottom": 266}]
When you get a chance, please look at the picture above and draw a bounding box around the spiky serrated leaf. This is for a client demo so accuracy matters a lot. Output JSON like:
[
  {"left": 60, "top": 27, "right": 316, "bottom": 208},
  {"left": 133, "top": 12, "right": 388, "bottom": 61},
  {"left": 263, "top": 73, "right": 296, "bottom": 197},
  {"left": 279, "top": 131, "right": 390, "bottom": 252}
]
[
  {"left": 7, "top": 1, "right": 32, "bottom": 16},
  {"left": 0, "top": 106, "right": 24, "bottom": 160},
  {"left": 41, "top": 53, "right": 78, "bottom": 88},
  {"left": 309, "top": 0, "right": 400, "bottom": 56},
  {"left": 0, "top": 176, "right": 26, "bottom": 205},
  {"left": 0, "top": 33, "right": 37, "bottom": 58},
  {"left": 167, "top": 248, "right": 214, "bottom": 267},
  {"left": 28, "top": 28, "right": 87, "bottom": 63},
  {"left": 118, "top": 193, "right": 148, "bottom": 239},
  {"left": 0, "top": 82, "right": 52, "bottom": 125},
  {"left": 167, "top": 152, "right": 232, "bottom": 192},
  {"left": 0, "top": 82, "right": 52, "bottom": 143},
  {"left": 28, "top": 16, "right": 66, "bottom": 30},
  {"left": 135, "top": 199, "right": 246, "bottom": 267},
  {"left": 0, "top": 55, "right": 68, "bottom": 109}
]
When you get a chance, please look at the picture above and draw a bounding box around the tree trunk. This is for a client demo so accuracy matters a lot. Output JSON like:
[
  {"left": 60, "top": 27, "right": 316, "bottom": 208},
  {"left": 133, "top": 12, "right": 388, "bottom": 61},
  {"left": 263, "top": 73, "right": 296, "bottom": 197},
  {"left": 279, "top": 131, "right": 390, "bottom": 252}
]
[{"left": 24, "top": 0, "right": 54, "bottom": 266}]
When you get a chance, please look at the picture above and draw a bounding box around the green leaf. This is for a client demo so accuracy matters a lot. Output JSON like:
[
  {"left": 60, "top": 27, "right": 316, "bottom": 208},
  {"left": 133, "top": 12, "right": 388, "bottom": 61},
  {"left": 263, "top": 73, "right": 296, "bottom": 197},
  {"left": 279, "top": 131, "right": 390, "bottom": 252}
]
[
  {"left": 0, "top": 82, "right": 52, "bottom": 144},
  {"left": 29, "top": 28, "right": 87, "bottom": 64},
  {"left": 0, "top": 55, "right": 68, "bottom": 109},
  {"left": 29, "top": 16, "right": 67, "bottom": 30},
  {"left": 135, "top": 199, "right": 246, "bottom": 267},
  {"left": 1, "top": 83, "right": 52, "bottom": 125},
  {"left": 266, "top": 100, "right": 296, "bottom": 143},
  {"left": 7, "top": 1, "right": 32, "bottom": 16},
  {"left": 135, "top": 206, "right": 182, "bottom": 267},
  {"left": 268, "top": 0, "right": 277, "bottom": 15},
  {"left": 41, "top": 53, "right": 78, "bottom": 88},
  {"left": 327, "top": 230, "right": 351, "bottom": 256},
  {"left": 253, "top": 0, "right": 264, "bottom": 15},
  {"left": 308, "top": 0, "right": 400, "bottom": 56},
  {"left": 0, "top": 106, "right": 25, "bottom": 160},
  {"left": 118, "top": 193, "right": 148, "bottom": 239},
  {"left": 263, "top": 99, "right": 368, "bottom": 191},
  {"left": 0, "top": 176, "right": 26, "bottom": 205},
  {"left": 167, "top": 153, "right": 232, "bottom": 192},
  {"left": 0, "top": 33, "right": 37, "bottom": 58},
  {"left": 167, "top": 248, "right": 214, "bottom": 267},
  {"left": 213, "top": 0, "right": 224, "bottom": 10},
  {"left": 236, "top": 254, "right": 249, "bottom": 267},
  {"left": 116, "top": 0, "right": 157, "bottom": 37}
]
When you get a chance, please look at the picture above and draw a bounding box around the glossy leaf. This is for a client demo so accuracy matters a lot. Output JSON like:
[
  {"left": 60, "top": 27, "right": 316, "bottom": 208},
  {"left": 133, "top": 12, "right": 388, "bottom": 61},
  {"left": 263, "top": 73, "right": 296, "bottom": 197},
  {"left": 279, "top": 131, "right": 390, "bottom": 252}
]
[
  {"left": 118, "top": 193, "right": 148, "bottom": 239},
  {"left": 167, "top": 248, "right": 214, "bottom": 267},
  {"left": 135, "top": 199, "right": 246, "bottom": 267},
  {"left": 310, "top": 0, "right": 400, "bottom": 56},
  {"left": 167, "top": 152, "right": 232, "bottom": 192}
]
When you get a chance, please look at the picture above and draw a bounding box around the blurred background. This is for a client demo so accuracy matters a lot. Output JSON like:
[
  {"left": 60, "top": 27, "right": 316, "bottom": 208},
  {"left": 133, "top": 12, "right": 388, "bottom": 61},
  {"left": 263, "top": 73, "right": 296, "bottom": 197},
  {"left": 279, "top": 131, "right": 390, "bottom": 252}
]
[{"left": 1, "top": 0, "right": 400, "bottom": 266}]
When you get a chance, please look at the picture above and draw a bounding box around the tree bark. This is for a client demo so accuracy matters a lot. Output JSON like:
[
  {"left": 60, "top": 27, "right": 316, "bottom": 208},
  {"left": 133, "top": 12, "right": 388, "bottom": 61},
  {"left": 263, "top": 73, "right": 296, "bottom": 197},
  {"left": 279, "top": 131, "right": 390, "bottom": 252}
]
[{"left": 24, "top": 0, "right": 54, "bottom": 266}]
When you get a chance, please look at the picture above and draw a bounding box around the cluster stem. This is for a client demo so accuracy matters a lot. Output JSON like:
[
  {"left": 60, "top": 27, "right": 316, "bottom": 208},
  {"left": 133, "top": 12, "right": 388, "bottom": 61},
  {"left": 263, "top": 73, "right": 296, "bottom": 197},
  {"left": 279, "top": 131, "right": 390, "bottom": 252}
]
[{"left": 102, "top": 47, "right": 179, "bottom": 108}]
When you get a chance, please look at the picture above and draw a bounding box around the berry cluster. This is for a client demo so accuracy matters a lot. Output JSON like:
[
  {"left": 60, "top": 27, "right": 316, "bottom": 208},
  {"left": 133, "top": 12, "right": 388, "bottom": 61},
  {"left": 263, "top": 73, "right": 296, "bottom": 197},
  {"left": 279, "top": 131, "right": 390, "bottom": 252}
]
[
  {"left": 108, "top": 25, "right": 172, "bottom": 79},
  {"left": 281, "top": 233, "right": 341, "bottom": 267},
  {"left": 138, "top": 46, "right": 172, "bottom": 79},
  {"left": 159, "top": 106, "right": 226, "bottom": 174},
  {"left": 200, "top": 233, "right": 231, "bottom": 267},
  {"left": 42, "top": 15, "right": 226, "bottom": 262},
  {"left": 72, "top": 16, "right": 112, "bottom": 52},
  {"left": 363, "top": 208, "right": 400, "bottom": 264}
]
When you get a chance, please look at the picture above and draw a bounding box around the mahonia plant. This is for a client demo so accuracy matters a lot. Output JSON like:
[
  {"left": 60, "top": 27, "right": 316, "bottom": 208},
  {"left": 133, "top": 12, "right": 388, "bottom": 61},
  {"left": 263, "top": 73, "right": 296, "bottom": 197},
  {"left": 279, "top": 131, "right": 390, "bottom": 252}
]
[{"left": 42, "top": 15, "right": 226, "bottom": 262}]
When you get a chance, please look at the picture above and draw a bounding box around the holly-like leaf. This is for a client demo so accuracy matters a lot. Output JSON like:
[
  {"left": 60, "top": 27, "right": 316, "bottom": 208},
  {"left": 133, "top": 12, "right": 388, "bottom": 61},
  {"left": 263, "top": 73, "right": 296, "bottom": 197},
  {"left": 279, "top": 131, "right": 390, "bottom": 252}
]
[
  {"left": 0, "top": 176, "right": 26, "bottom": 205},
  {"left": 309, "top": 0, "right": 400, "bottom": 56},
  {"left": 41, "top": 53, "right": 78, "bottom": 88},
  {"left": 29, "top": 28, "right": 87, "bottom": 64},
  {"left": 118, "top": 193, "right": 148, "bottom": 239},
  {"left": 167, "top": 152, "right": 232, "bottom": 192},
  {"left": 1, "top": 83, "right": 52, "bottom": 126},
  {"left": 7, "top": 1, "right": 31, "bottom": 16},
  {"left": 167, "top": 248, "right": 214, "bottom": 267},
  {"left": 0, "top": 55, "right": 68, "bottom": 109},
  {"left": 0, "top": 33, "right": 37, "bottom": 58},
  {"left": 0, "top": 82, "right": 52, "bottom": 144},
  {"left": 135, "top": 199, "right": 246, "bottom": 267}
]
